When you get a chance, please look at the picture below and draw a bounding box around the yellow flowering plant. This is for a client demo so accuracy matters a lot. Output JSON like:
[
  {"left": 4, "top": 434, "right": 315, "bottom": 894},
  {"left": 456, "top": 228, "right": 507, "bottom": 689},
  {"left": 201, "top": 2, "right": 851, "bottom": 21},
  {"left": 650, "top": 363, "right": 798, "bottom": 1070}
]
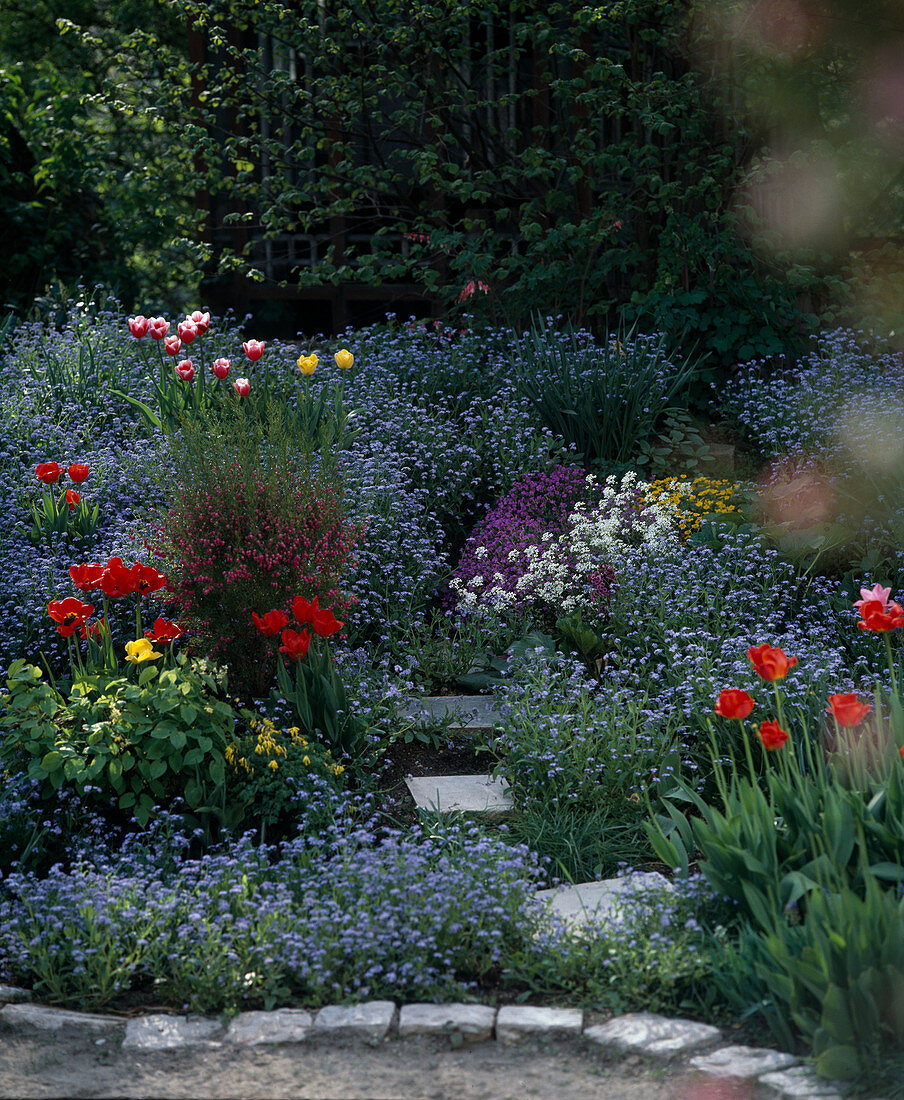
[
  {"left": 644, "top": 476, "right": 748, "bottom": 543},
  {"left": 225, "top": 714, "right": 346, "bottom": 842}
]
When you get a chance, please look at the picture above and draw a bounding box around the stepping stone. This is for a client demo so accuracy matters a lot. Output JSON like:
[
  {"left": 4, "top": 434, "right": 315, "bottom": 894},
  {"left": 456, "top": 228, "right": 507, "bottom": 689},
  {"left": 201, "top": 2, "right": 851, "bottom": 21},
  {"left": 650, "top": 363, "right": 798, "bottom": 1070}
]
[
  {"left": 405, "top": 774, "right": 512, "bottom": 819},
  {"left": 398, "top": 1003, "right": 495, "bottom": 1042},
  {"left": 496, "top": 1005, "right": 583, "bottom": 1045},
  {"left": 401, "top": 695, "right": 502, "bottom": 733},
  {"left": 122, "top": 1014, "right": 224, "bottom": 1050},
  {"left": 584, "top": 1012, "right": 720, "bottom": 1059},
  {"left": 0, "top": 985, "right": 31, "bottom": 1004},
  {"left": 312, "top": 1001, "right": 395, "bottom": 1041},
  {"left": 0, "top": 1003, "right": 122, "bottom": 1033},
  {"left": 759, "top": 1065, "right": 846, "bottom": 1098},
  {"left": 689, "top": 1044, "right": 798, "bottom": 1079},
  {"left": 226, "top": 1008, "right": 313, "bottom": 1045},
  {"left": 535, "top": 872, "right": 672, "bottom": 925}
]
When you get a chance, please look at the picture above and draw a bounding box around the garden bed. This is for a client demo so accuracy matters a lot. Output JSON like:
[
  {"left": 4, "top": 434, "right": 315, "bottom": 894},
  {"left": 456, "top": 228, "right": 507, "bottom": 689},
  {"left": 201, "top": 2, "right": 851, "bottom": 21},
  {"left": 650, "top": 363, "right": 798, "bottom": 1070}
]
[{"left": 1, "top": 301, "right": 903, "bottom": 1095}]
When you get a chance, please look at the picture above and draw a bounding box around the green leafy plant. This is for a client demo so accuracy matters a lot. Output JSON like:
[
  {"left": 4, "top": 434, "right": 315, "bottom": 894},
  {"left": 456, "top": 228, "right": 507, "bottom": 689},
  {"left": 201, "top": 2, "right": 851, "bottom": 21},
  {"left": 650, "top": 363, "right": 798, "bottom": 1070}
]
[
  {"left": 275, "top": 635, "right": 372, "bottom": 760},
  {"left": 507, "top": 322, "right": 699, "bottom": 468},
  {"left": 738, "top": 875, "right": 904, "bottom": 1085},
  {"left": 1, "top": 655, "right": 238, "bottom": 827},
  {"left": 645, "top": 628, "right": 904, "bottom": 1084},
  {"left": 225, "top": 714, "right": 345, "bottom": 842}
]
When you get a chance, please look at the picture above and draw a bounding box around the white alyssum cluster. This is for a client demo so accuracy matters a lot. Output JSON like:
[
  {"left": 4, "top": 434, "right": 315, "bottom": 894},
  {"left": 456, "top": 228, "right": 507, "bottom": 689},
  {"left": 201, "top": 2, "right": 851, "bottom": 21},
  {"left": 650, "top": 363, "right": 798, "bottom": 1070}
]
[{"left": 455, "top": 472, "right": 687, "bottom": 617}]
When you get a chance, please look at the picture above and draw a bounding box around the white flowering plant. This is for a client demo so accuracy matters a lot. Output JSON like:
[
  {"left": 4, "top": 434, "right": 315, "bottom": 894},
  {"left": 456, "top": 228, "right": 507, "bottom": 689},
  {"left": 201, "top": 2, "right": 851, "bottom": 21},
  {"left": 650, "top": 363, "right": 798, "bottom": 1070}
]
[{"left": 453, "top": 471, "right": 687, "bottom": 636}]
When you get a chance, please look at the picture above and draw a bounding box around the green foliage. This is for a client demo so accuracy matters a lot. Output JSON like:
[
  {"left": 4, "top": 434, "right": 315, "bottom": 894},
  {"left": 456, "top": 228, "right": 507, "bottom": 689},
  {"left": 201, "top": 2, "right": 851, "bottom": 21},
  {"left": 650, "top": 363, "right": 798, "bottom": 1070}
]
[
  {"left": 508, "top": 323, "right": 699, "bottom": 468},
  {"left": 276, "top": 638, "right": 373, "bottom": 759},
  {"left": 0, "top": 2, "right": 196, "bottom": 312},
  {"left": 28, "top": 489, "right": 99, "bottom": 549},
  {"left": 226, "top": 714, "right": 345, "bottom": 842},
  {"left": 505, "top": 799, "right": 650, "bottom": 883},
  {"left": 1, "top": 656, "right": 237, "bottom": 827},
  {"left": 505, "top": 883, "right": 718, "bottom": 1015},
  {"left": 84, "top": 0, "right": 820, "bottom": 362},
  {"left": 645, "top": 670, "right": 904, "bottom": 1084},
  {"left": 743, "top": 877, "right": 904, "bottom": 1085}
]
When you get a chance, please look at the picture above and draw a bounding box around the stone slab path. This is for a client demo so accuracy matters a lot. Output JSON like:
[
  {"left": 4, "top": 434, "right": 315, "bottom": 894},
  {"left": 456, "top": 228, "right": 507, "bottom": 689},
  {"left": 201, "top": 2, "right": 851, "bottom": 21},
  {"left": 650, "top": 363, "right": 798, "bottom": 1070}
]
[
  {"left": 405, "top": 773, "right": 513, "bottom": 817},
  {"left": 0, "top": 996, "right": 846, "bottom": 1099},
  {"left": 400, "top": 694, "right": 502, "bottom": 734}
]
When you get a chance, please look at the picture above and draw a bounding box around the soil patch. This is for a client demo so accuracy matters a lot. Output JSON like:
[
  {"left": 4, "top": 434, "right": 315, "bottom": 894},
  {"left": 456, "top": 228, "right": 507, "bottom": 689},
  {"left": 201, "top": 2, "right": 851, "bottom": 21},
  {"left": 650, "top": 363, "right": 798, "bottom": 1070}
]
[{"left": 0, "top": 1026, "right": 690, "bottom": 1100}]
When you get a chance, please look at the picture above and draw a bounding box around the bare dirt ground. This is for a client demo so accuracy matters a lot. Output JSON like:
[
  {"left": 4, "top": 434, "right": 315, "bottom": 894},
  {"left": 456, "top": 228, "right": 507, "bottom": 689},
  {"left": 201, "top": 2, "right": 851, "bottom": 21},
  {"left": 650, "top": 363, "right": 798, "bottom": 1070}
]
[{"left": 0, "top": 1027, "right": 752, "bottom": 1100}]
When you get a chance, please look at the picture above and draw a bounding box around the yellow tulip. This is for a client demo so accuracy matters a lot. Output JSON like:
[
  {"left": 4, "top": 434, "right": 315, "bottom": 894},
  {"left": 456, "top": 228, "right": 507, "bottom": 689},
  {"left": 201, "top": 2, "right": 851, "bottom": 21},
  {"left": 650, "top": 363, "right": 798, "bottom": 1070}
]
[
  {"left": 297, "top": 353, "right": 318, "bottom": 375},
  {"left": 124, "top": 638, "right": 162, "bottom": 664},
  {"left": 334, "top": 349, "right": 354, "bottom": 370}
]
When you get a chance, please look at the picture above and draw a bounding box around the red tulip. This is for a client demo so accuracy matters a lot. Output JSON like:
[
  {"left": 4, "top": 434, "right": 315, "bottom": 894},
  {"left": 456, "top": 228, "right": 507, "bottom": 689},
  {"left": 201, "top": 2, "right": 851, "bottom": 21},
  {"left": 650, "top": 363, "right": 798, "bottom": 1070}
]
[
  {"left": 252, "top": 609, "right": 290, "bottom": 636},
  {"left": 233, "top": 377, "right": 250, "bottom": 396},
  {"left": 177, "top": 319, "right": 199, "bottom": 345},
  {"left": 98, "top": 557, "right": 137, "bottom": 598},
  {"left": 48, "top": 597, "right": 95, "bottom": 637},
  {"left": 130, "top": 562, "right": 167, "bottom": 596},
  {"left": 714, "top": 689, "right": 755, "bottom": 720},
  {"left": 164, "top": 335, "right": 182, "bottom": 357},
  {"left": 67, "top": 464, "right": 89, "bottom": 483},
  {"left": 292, "top": 595, "right": 344, "bottom": 637},
  {"left": 80, "top": 617, "right": 109, "bottom": 641},
  {"left": 189, "top": 310, "right": 210, "bottom": 334},
  {"left": 35, "top": 461, "right": 61, "bottom": 484},
  {"left": 70, "top": 562, "right": 105, "bottom": 591},
  {"left": 128, "top": 316, "right": 149, "bottom": 339},
  {"left": 145, "top": 617, "right": 184, "bottom": 644},
  {"left": 857, "top": 599, "right": 904, "bottom": 632},
  {"left": 147, "top": 317, "right": 170, "bottom": 340},
  {"left": 827, "top": 694, "right": 872, "bottom": 727},
  {"left": 758, "top": 720, "right": 790, "bottom": 751},
  {"left": 242, "top": 340, "right": 265, "bottom": 361},
  {"left": 175, "top": 360, "right": 195, "bottom": 382},
  {"left": 65, "top": 489, "right": 80, "bottom": 510},
  {"left": 280, "top": 628, "right": 312, "bottom": 661},
  {"left": 211, "top": 357, "right": 231, "bottom": 379},
  {"left": 747, "top": 644, "right": 798, "bottom": 681}
]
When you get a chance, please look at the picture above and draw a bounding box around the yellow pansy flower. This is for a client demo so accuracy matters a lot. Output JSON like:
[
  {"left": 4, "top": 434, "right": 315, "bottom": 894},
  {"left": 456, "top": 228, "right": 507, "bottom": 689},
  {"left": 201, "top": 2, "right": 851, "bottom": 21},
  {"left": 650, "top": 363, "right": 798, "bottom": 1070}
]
[
  {"left": 124, "top": 638, "right": 162, "bottom": 664},
  {"left": 297, "top": 353, "right": 318, "bottom": 375}
]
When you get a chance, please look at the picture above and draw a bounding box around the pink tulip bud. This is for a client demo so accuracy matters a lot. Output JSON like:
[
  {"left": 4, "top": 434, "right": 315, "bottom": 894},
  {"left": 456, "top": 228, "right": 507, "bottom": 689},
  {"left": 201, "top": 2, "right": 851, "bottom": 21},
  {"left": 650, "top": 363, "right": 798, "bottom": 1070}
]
[
  {"left": 164, "top": 336, "right": 182, "bottom": 357},
  {"left": 233, "top": 377, "right": 250, "bottom": 396},
  {"left": 177, "top": 319, "right": 199, "bottom": 345},
  {"left": 242, "top": 340, "right": 265, "bottom": 361},
  {"left": 211, "top": 357, "right": 231, "bottom": 379},
  {"left": 147, "top": 317, "right": 170, "bottom": 340},
  {"left": 128, "top": 315, "right": 149, "bottom": 339},
  {"left": 175, "top": 360, "right": 195, "bottom": 382},
  {"left": 189, "top": 310, "right": 211, "bottom": 334}
]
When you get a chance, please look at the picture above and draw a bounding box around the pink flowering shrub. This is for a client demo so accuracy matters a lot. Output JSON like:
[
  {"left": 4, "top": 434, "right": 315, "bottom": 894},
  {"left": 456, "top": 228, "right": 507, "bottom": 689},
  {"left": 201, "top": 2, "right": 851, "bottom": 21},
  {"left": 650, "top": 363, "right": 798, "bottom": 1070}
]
[{"left": 153, "top": 409, "right": 364, "bottom": 697}]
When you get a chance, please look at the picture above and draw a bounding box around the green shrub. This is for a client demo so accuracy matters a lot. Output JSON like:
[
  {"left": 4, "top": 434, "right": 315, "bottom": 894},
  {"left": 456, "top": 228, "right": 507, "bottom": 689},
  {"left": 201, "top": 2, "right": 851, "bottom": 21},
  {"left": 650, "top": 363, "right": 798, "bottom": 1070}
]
[
  {"left": 507, "top": 323, "right": 699, "bottom": 469},
  {"left": 1, "top": 656, "right": 237, "bottom": 827},
  {"left": 153, "top": 402, "right": 364, "bottom": 698}
]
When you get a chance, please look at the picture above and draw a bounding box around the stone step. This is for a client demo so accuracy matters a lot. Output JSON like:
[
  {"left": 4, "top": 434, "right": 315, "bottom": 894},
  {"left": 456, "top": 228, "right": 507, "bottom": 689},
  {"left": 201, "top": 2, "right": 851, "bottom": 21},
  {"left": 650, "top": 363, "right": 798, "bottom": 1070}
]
[
  {"left": 400, "top": 695, "right": 502, "bottom": 734},
  {"left": 535, "top": 872, "right": 673, "bottom": 926},
  {"left": 404, "top": 773, "right": 512, "bottom": 819}
]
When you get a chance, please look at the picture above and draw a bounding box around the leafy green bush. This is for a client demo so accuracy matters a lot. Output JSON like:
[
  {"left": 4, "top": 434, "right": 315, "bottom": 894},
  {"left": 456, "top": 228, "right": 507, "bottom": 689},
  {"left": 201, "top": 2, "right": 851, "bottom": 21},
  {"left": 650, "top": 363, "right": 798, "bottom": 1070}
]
[
  {"left": 507, "top": 323, "right": 698, "bottom": 469},
  {"left": 226, "top": 715, "right": 345, "bottom": 842},
  {"left": 646, "top": 638, "right": 904, "bottom": 1084},
  {"left": 734, "top": 876, "right": 904, "bottom": 1085},
  {"left": 1, "top": 656, "right": 237, "bottom": 826},
  {"left": 87, "top": 0, "right": 820, "bottom": 363}
]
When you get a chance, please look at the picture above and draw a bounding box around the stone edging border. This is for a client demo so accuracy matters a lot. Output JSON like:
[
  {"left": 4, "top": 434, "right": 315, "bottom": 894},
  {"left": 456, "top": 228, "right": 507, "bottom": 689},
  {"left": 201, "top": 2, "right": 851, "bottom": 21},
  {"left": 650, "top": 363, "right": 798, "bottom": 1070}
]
[{"left": 0, "top": 987, "right": 845, "bottom": 1099}]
